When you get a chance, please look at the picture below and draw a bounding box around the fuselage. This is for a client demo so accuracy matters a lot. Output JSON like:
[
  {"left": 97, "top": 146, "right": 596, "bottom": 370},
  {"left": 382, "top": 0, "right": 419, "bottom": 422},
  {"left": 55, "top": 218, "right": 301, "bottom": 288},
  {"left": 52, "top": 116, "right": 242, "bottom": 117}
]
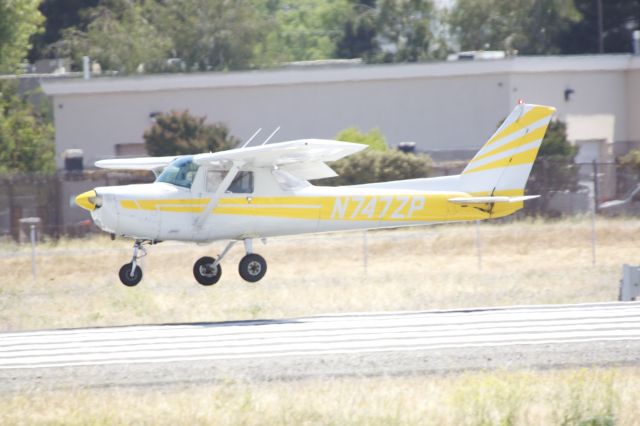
[{"left": 85, "top": 175, "right": 497, "bottom": 243}]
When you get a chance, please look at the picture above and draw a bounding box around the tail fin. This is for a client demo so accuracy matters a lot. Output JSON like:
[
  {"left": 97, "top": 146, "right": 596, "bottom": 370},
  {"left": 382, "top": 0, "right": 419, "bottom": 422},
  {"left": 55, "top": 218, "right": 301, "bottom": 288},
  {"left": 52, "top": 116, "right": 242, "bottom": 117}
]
[{"left": 460, "top": 103, "right": 555, "bottom": 199}]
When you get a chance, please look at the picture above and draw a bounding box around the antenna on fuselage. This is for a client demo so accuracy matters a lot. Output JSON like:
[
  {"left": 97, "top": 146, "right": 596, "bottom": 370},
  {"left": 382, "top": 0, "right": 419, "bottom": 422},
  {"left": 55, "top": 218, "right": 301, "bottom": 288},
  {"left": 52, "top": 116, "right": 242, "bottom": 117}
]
[
  {"left": 241, "top": 128, "right": 262, "bottom": 148},
  {"left": 261, "top": 126, "right": 281, "bottom": 145}
]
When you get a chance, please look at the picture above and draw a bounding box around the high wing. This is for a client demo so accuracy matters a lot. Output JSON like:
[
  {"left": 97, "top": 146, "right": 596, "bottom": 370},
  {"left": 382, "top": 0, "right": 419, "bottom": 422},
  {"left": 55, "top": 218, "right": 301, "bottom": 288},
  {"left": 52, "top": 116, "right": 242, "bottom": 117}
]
[
  {"left": 94, "top": 139, "right": 367, "bottom": 181},
  {"left": 95, "top": 155, "right": 179, "bottom": 176},
  {"left": 193, "top": 139, "right": 367, "bottom": 180}
]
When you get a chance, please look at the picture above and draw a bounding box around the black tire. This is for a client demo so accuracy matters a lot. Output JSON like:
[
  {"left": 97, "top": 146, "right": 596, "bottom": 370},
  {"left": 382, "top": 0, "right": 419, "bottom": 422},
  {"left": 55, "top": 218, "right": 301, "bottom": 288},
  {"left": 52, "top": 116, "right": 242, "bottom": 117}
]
[
  {"left": 119, "top": 262, "right": 143, "bottom": 287},
  {"left": 238, "top": 253, "right": 267, "bottom": 283},
  {"left": 193, "top": 256, "right": 222, "bottom": 286}
]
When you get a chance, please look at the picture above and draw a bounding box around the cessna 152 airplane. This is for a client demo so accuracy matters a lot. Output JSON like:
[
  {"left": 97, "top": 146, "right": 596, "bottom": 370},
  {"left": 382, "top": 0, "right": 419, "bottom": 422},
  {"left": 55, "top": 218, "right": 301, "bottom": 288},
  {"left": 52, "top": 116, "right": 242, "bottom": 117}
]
[{"left": 76, "top": 102, "right": 555, "bottom": 287}]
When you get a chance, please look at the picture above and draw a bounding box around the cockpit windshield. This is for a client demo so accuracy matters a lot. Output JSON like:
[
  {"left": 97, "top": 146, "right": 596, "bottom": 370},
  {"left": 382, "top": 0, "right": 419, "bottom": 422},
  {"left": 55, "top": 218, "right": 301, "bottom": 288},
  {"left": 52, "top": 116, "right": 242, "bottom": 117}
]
[{"left": 156, "top": 156, "right": 199, "bottom": 188}]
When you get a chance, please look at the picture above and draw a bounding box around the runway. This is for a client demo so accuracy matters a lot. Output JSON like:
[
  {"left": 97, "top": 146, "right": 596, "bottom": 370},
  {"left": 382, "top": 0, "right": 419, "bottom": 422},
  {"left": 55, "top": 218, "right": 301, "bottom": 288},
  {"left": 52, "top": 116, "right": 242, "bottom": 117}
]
[{"left": 1, "top": 302, "right": 639, "bottom": 389}]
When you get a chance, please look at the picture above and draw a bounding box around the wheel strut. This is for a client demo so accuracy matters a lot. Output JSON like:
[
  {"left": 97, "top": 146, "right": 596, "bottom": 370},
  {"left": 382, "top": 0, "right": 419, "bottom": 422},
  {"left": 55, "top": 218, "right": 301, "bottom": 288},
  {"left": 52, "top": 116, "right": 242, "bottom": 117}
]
[{"left": 118, "top": 239, "right": 149, "bottom": 287}]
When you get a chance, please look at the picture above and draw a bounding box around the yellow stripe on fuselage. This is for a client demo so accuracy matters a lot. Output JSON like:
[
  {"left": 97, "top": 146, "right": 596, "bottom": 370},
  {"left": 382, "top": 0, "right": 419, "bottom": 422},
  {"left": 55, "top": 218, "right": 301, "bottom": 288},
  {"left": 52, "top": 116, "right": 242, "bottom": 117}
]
[
  {"left": 136, "top": 198, "right": 210, "bottom": 210},
  {"left": 118, "top": 193, "right": 529, "bottom": 222},
  {"left": 470, "top": 189, "right": 525, "bottom": 197},
  {"left": 118, "top": 194, "right": 475, "bottom": 222},
  {"left": 120, "top": 200, "right": 139, "bottom": 209}
]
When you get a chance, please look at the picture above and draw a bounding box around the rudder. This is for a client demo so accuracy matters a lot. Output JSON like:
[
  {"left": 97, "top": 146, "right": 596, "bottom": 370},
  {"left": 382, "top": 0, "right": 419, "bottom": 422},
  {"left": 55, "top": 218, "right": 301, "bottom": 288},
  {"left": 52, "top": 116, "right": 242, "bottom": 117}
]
[{"left": 460, "top": 103, "right": 556, "bottom": 199}]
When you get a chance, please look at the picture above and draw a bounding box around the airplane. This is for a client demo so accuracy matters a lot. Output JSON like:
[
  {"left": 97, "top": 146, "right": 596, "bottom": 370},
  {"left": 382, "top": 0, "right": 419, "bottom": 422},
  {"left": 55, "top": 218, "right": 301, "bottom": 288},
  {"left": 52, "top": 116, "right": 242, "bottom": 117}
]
[{"left": 75, "top": 102, "right": 555, "bottom": 287}]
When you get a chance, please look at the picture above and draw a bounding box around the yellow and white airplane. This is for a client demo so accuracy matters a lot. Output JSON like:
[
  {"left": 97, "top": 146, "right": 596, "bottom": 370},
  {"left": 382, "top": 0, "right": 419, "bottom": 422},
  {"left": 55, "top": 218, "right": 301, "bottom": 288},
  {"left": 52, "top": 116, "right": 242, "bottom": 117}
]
[{"left": 76, "top": 102, "right": 555, "bottom": 286}]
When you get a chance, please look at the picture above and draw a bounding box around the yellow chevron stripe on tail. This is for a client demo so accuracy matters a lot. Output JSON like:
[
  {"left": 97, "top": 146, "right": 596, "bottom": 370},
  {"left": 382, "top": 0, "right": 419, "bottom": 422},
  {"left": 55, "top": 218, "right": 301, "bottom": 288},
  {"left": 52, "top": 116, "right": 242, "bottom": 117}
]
[{"left": 459, "top": 103, "right": 556, "bottom": 217}]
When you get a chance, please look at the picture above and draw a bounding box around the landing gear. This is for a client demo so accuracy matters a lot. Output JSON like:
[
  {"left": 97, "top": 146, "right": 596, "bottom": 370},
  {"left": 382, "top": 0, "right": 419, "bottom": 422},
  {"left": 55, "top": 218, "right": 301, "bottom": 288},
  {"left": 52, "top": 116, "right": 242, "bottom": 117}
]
[
  {"left": 192, "top": 240, "right": 236, "bottom": 286},
  {"left": 193, "top": 256, "right": 222, "bottom": 286},
  {"left": 192, "top": 238, "right": 268, "bottom": 285},
  {"left": 118, "top": 240, "right": 147, "bottom": 286},
  {"left": 119, "top": 262, "right": 142, "bottom": 287},
  {"left": 238, "top": 239, "right": 267, "bottom": 283},
  {"left": 239, "top": 254, "right": 267, "bottom": 282}
]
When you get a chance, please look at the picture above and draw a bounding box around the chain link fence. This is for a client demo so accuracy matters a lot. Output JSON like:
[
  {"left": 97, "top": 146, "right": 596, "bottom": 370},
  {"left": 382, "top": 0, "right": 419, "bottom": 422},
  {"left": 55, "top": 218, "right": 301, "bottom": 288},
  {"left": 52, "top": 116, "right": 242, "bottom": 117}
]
[
  {"left": 0, "top": 170, "right": 153, "bottom": 241},
  {"left": 1, "top": 162, "right": 639, "bottom": 241}
]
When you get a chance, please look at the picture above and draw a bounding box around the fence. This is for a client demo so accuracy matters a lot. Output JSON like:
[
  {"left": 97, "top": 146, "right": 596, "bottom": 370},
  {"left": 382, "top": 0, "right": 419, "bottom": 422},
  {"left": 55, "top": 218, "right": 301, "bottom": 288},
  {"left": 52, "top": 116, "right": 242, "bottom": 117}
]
[
  {"left": 0, "top": 161, "right": 638, "bottom": 240},
  {"left": 0, "top": 170, "right": 153, "bottom": 241}
]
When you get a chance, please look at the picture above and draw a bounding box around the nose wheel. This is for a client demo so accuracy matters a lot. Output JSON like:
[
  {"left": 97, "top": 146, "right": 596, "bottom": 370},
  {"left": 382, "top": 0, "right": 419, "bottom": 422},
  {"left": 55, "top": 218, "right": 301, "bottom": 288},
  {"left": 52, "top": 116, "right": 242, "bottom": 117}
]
[
  {"left": 118, "top": 240, "right": 148, "bottom": 287},
  {"left": 239, "top": 253, "right": 267, "bottom": 283},
  {"left": 119, "top": 262, "right": 143, "bottom": 287}
]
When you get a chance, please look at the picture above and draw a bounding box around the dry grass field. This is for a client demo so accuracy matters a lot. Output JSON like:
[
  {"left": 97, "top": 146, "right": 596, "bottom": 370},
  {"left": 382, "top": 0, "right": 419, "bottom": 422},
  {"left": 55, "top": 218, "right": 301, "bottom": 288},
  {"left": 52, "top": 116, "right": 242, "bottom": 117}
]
[
  {"left": 1, "top": 367, "right": 638, "bottom": 425},
  {"left": 0, "top": 216, "right": 638, "bottom": 331},
  {"left": 2, "top": 217, "right": 639, "bottom": 424}
]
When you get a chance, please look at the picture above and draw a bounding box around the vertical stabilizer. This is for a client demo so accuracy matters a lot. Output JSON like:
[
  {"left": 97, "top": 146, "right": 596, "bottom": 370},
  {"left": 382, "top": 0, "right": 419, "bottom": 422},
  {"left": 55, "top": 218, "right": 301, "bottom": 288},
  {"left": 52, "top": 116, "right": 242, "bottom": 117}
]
[{"left": 460, "top": 103, "right": 556, "bottom": 199}]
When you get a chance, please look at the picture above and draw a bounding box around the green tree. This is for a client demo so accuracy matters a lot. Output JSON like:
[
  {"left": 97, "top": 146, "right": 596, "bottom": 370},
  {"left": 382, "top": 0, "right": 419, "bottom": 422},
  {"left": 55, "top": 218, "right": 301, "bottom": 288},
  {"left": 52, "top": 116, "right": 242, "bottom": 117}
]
[
  {"left": 0, "top": 0, "right": 44, "bottom": 73},
  {"left": 374, "top": 0, "right": 442, "bottom": 62},
  {"left": 336, "top": 127, "right": 388, "bottom": 151},
  {"left": 558, "top": 0, "right": 640, "bottom": 54},
  {"left": 0, "top": 82, "right": 55, "bottom": 173},
  {"left": 335, "top": 0, "right": 378, "bottom": 59},
  {"left": 149, "top": 0, "right": 269, "bottom": 71},
  {"left": 28, "top": 0, "right": 99, "bottom": 62},
  {"left": 144, "top": 110, "right": 239, "bottom": 156},
  {"left": 260, "top": 0, "right": 353, "bottom": 63},
  {"left": 50, "top": 0, "right": 171, "bottom": 74},
  {"left": 449, "top": 0, "right": 580, "bottom": 55}
]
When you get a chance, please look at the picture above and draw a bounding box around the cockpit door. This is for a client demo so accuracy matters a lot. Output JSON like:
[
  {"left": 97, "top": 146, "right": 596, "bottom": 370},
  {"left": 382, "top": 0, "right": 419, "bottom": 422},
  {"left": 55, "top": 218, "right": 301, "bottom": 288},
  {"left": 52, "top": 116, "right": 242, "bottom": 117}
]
[{"left": 203, "top": 168, "right": 256, "bottom": 239}]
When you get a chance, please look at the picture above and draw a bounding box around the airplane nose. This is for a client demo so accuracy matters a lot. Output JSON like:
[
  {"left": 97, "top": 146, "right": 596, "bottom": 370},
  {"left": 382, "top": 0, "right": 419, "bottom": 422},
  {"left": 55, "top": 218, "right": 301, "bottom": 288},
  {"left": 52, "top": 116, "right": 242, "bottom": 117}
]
[{"left": 75, "top": 190, "right": 100, "bottom": 211}]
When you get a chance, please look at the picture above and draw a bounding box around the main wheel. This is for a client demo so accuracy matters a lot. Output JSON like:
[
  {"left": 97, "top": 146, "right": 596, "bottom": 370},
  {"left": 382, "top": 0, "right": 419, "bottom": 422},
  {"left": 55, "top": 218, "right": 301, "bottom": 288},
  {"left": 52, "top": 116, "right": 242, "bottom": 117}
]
[
  {"left": 238, "top": 253, "right": 267, "bottom": 283},
  {"left": 119, "top": 262, "right": 143, "bottom": 287},
  {"left": 193, "top": 256, "right": 222, "bottom": 286}
]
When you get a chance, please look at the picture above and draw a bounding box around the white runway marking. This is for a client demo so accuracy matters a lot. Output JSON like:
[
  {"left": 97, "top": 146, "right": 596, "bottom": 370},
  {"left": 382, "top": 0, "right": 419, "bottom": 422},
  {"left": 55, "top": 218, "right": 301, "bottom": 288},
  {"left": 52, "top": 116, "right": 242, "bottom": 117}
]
[{"left": 1, "top": 302, "right": 639, "bottom": 370}]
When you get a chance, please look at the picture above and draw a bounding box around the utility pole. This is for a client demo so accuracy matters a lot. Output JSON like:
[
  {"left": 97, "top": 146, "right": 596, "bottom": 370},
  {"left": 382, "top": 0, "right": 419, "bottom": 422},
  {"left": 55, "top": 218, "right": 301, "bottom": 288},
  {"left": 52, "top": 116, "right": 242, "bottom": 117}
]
[{"left": 597, "top": 0, "right": 604, "bottom": 53}]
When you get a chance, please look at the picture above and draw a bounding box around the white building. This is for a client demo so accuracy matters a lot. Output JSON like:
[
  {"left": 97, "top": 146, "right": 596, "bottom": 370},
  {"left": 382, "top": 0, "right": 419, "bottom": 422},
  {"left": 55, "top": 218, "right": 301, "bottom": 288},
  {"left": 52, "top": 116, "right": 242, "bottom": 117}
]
[{"left": 42, "top": 54, "right": 640, "bottom": 169}]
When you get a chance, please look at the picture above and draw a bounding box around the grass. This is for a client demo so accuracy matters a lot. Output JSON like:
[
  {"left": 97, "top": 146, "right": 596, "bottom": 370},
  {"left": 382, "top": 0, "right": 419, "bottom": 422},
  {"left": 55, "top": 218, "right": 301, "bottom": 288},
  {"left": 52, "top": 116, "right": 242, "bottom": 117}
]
[
  {"left": 0, "top": 216, "right": 638, "bottom": 331},
  {"left": 2, "top": 217, "right": 639, "bottom": 424},
  {"left": 1, "top": 367, "right": 637, "bottom": 425}
]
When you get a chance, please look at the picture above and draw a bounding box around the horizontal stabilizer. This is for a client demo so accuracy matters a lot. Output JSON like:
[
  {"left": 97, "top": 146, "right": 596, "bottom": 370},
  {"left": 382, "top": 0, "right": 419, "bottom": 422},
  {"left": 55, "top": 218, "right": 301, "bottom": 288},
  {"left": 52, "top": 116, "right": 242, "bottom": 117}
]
[{"left": 448, "top": 195, "right": 539, "bottom": 205}]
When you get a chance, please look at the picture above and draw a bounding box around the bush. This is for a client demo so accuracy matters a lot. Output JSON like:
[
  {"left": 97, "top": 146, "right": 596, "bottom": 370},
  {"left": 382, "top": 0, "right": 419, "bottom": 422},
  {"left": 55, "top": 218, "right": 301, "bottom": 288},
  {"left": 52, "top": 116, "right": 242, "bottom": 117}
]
[
  {"left": 336, "top": 127, "right": 388, "bottom": 151},
  {"left": 619, "top": 149, "right": 640, "bottom": 176},
  {"left": 144, "top": 110, "right": 238, "bottom": 156},
  {"left": 324, "top": 150, "right": 432, "bottom": 186}
]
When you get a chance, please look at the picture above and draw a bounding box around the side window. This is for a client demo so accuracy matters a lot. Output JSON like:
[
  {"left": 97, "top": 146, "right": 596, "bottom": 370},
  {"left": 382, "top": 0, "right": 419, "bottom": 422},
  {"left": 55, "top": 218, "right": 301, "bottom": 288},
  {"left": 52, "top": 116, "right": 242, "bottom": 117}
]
[
  {"left": 227, "top": 171, "right": 254, "bottom": 193},
  {"left": 206, "top": 170, "right": 227, "bottom": 193}
]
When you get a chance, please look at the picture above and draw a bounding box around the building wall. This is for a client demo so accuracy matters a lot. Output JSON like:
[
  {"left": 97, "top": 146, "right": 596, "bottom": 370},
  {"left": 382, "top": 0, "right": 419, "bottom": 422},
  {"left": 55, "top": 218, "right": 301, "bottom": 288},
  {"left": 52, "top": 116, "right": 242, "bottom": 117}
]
[
  {"left": 628, "top": 68, "right": 640, "bottom": 143},
  {"left": 48, "top": 56, "right": 640, "bottom": 169},
  {"left": 510, "top": 70, "right": 630, "bottom": 144},
  {"left": 52, "top": 74, "right": 513, "bottom": 168}
]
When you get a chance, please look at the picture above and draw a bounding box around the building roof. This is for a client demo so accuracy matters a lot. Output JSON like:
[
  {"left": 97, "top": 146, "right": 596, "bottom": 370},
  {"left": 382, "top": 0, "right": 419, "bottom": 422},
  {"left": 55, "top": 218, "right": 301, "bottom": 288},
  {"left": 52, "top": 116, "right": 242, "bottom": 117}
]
[{"left": 41, "top": 54, "right": 640, "bottom": 96}]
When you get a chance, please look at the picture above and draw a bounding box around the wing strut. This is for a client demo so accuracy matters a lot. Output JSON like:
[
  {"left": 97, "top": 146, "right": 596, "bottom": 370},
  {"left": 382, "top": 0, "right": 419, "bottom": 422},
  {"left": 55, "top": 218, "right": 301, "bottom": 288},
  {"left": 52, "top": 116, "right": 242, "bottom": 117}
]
[
  {"left": 194, "top": 161, "right": 244, "bottom": 229},
  {"left": 241, "top": 128, "right": 262, "bottom": 148},
  {"left": 261, "top": 127, "right": 281, "bottom": 145}
]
